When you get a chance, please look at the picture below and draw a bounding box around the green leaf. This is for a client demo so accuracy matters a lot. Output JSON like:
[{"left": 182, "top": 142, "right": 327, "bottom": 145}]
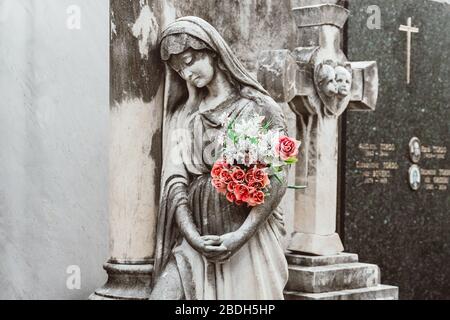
[
  {"left": 249, "top": 137, "right": 258, "bottom": 145},
  {"left": 271, "top": 165, "right": 283, "bottom": 173},
  {"left": 262, "top": 120, "right": 272, "bottom": 131},
  {"left": 287, "top": 185, "right": 307, "bottom": 190},
  {"left": 273, "top": 173, "right": 283, "bottom": 184},
  {"left": 227, "top": 117, "right": 236, "bottom": 130},
  {"left": 284, "top": 157, "right": 298, "bottom": 164}
]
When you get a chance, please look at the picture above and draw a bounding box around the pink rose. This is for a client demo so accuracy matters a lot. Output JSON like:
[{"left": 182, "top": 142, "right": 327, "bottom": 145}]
[
  {"left": 220, "top": 169, "right": 232, "bottom": 184},
  {"left": 211, "top": 178, "right": 227, "bottom": 195},
  {"left": 253, "top": 168, "right": 267, "bottom": 183},
  {"left": 211, "top": 160, "right": 230, "bottom": 179},
  {"left": 226, "top": 192, "right": 237, "bottom": 203},
  {"left": 211, "top": 164, "right": 223, "bottom": 179},
  {"left": 227, "top": 181, "right": 237, "bottom": 193},
  {"left": 234, "top": 183, "right": 250, "bottom": 202},
  {"left": 245, "top": 167, "right": 255, "bottom": 183},
  {"left": 275, "top": 136, "right": 301, "bottom": 161},
  {"left": 256, "top": 161, "right": 266, "bottom": 169},
  {"left": 247, "top": 190, "right": 265, "bottom": 207},
  {"left": 232, "top": 168, "right": 246, "bottom": 183},
  {"left": 248, "top": 180, "right": 264, "bottom": 190}
]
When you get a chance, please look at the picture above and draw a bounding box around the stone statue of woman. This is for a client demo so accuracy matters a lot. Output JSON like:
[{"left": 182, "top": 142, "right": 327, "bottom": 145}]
[{"left": 151, "top": 16, "right": 289, "bottom": 300}]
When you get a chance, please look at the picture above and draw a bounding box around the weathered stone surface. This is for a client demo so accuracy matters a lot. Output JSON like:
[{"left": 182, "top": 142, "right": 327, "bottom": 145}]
[
  {"left": 174, "top": 0, "right": 297, "bottom": 74},
  {"left": 291, "top": 4, "right": 349, "bottom": 28},
  {"left": 285, "top": 262, "right": 380, "bottom": 293},
  {"left": 348, "top": 61, "right": 378, "bottom": 111},
  {"left": 285, "top": 284, "right": 399, "bottom": 300},
  {"left": 285, "top": 252, "right": 358, "bottom": 266},
  {"left": 289, "top": 232, "right": 344, "bottom": 256},
  {"left": 90, "top": 262, "right": 153, "bottom": 300}
]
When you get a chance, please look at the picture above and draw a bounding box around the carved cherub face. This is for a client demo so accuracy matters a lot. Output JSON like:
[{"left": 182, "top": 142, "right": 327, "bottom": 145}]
[
  {"left": 317, "top": 64, "right": 338, "bottom": 97},
  {"left": 169, "top": 48, "right": 215, "bottom": 88},
  {"left": 335, "top": 66, "right": 352, "bottom": 97}
]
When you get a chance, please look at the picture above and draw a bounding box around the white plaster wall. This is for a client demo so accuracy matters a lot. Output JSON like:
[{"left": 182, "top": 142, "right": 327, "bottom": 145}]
[{"left": 0, "top": 0, "right": 109, "bottom": 299}]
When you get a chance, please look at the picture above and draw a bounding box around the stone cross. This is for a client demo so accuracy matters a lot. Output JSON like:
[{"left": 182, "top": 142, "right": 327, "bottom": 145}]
[
  {"left": 257, "top": 3, "right": 378, "bottom": 255},
  {"left": 399, "top": 17, "right": 419, "bottom": 84}
]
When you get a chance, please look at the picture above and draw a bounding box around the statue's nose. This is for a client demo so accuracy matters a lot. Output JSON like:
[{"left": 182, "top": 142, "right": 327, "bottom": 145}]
[{"left": 185, "top": 69, "right": 193, "bottom": 79}]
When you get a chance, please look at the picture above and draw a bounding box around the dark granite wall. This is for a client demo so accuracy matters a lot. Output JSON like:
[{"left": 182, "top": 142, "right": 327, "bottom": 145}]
[{"left": 344, "top": 0, "right": 450, "bottom": 299}]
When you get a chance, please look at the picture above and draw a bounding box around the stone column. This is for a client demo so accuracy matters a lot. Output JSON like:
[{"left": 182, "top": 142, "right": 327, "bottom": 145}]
[{"left": 90, "top": 0, "right": 175, "bottom": 300}]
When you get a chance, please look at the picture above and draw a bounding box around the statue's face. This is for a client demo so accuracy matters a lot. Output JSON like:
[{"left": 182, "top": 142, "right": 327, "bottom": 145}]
[
  {"left": 169, "top": 49, "right": 215, "bottom": 88},
  {"left": 335, "top": 66, "right": 352, "bottom": 97},
  {"left": 318, "top": 65, "right": 338, "bottom": 97}
]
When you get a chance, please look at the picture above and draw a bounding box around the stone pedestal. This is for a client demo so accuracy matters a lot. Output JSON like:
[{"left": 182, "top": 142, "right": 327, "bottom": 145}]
[
  {"left": 89, "top": 263, "right": 153, "bottom": 300},
  {"left": 284, "top": 252, "right": 399, "bottom": 300}
]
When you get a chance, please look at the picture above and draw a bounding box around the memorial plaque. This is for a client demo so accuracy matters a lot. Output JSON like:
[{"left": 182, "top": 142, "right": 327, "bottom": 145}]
[{"left": 343, "top": 0, "right": 450, "bottom": 299}]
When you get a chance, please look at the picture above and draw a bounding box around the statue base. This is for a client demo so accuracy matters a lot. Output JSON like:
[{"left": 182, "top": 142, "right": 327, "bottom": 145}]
[
  {"left": 283, "top": 252, "right": 398, "bottom": 300},
  {"left": 89, "top": 261, "right": 153, "bottom": 300},
  {"left": 288, "top": 232, "right": 344, "bottom": 256}
]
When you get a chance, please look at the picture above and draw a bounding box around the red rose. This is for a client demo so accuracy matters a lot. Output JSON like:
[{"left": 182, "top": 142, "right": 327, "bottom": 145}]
[
  {"left": 211, "top": 160, "right": 230, "bottom": 179},
  {"left": 247, "top": 190, "right": 265, "bottom": 207},
  {"left": 211, "top": 178, "right": 227, "bottom": 194},
  {"left": 232, "top": 168, "right": 246, "bottom": 183},
  {"left": 248, "top": 180, "right": 264, "bottom": 190},
  {"left": 220, "top": 169, "right": 232, "bottom": 184},
  {"left": 245, "top": 167, "right": 255, "bottom": 183},
  {"left": 227, "top": 181, "right": 237, "bottom": 193},
  {"left": 253, "top": 168, "right": 266, "bottom": 183},
  {"left": 234, "top": 183, "right": 250, "bottom": 202},
  {"left": 226, "top": 192, "right": 236, "bottom": 203},
  {"left": 275, "top": 136, "right": 301, "bottom": 161},
  {"left": 256, "top": 161, "right": 266, "bottom": 169},
  {"left": 211, "top": 163, "right": 223, "bottom": 179}
]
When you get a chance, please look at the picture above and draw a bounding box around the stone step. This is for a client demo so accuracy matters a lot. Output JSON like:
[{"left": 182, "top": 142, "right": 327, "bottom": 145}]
[
  {"left": 285, "top": 284, "right": 399, "bottom": 300},
  {"left": 285, "top": 262, "right": 380, "bottom": 293},
  {"left": 285, "top": 252, "right": 359, "bottom": 266}
]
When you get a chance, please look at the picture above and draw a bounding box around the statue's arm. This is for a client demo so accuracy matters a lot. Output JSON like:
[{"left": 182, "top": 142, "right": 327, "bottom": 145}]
[
  {"left": 170, "top": 183, "right": 204, "bottom": 252},
  {"left": 237, "top": 167, "right": 288, "bottom": 243},
  {"left": 173, "top": 184, "right": 227, "bottom": 256},
  {"left": 218, "top": 166, "right": 288, "bottom": 259}
]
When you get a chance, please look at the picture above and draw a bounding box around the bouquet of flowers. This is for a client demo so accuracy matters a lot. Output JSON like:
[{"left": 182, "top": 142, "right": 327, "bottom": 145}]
[{"left": 211, "top": 114, "right": 301, "bottom": 207}]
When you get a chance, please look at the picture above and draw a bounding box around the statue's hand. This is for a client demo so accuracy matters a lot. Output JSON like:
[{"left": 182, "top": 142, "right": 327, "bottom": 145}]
[
  {"left": 201, "top": 235, "right": 229, "bottom": 259},
  {"left": 188, "top": 234, "right": 228, "bottom": 258},
  {"left": 206, "top": 232, "right": 245, "bottom": 263},
  {"left": 185, "top": 233, "right": 207, "bottom": 254}
]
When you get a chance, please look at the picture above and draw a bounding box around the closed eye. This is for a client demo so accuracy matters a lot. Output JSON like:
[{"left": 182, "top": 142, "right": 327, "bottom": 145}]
[{"left": 182, "top": 53, "right": 193, "bottom": 65}]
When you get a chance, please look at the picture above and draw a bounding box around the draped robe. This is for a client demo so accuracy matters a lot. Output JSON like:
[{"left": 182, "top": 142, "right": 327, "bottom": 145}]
[{"left": 154, "top": 92, "right": 289, "bottom": 300}]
